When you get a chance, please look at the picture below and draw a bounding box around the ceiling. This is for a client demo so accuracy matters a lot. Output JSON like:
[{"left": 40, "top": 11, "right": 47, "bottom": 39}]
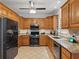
[{"left": 0, "top": 0, "right": 67, "bottom": 18}]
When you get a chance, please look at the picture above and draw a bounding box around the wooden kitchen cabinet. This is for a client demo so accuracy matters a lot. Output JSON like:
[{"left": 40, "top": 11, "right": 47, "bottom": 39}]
[
  {"left": 18, "top": 35, "right": 30, "bottom": 47},
  {"left": 30, "top": 18, "right": 39, "bottom": 24},
  {"left": 61, "top": 47, "right": 79, "bottom": 59},
  {"left": 1, "top": 5, "right": 8, "bottom": 17},
  {"left": 19, "top": 17, "right": 23, "bottom": 29},
  {"left": 69, "top": 0, "right": 79, "bottom": 28},
  {"left": 39, "top": 18, "right": 53, "bottom": 29},
  {"left": 40, "top": 35, "right": 48, "bottom": 46},
  {"left": 0, "top": 4, "right": 2, "bottom": 16},
  {"left": 0, "top": 3, "right": 19, "bottom": 22},
  {"left": 61, "top": 0, "right": 79, "bottom": 29},
  {"left": 48, "top": 37, "right": 52, "bottom": 49},
  {"left": 51, "top": 16, "right": 58, "bottom": 30},
  {"left": 22, "top": 35, "right": 30, "bottom": 46},
  {"left": 61, "top": 1, "right": 69, "bottom": 29},
  {"left": 19, "top": 17, "right": 53, "bottom": 29},
  {"left": 21, "top": 18, "right": 30, "bottom": 29},
  {"left": 61, "top": 47, "right": 71, "bottom": 59},
  {"left": 48, "top": 37, "right": 55, "bottom": 54},
  {"left": 61, "top": 53, "right": 69, "bottom": 59},
  {"left": 18, "top": 36, "right": 23, "bottom": 47}
]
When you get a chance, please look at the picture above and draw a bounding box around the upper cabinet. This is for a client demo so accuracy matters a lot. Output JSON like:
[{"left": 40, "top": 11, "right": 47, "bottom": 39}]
[
  {"left": 61, "top": 0, "right": 79, "bottom": 29},
  {"left": 61, "top": 1, "right": 69, "bottom": 29},
  {"left": 20, "top": 18, "right": 53, "bottom": 29},
  {"left": 0, "top": 3, "right": 20, "bottom": 22},
  {"left": 39, "top": 18, "right": 53, "bottom": 29},
  {"left": 0, "top": 3, "right": 8, "bottom": 17},
  {"left": 20, "top": 18, "right": 31, "bottom": 29},
  {"left": 51, "top": 16, "right": 58, "bottom": 30},
  {"left": 70, "top": 0, "right": 79, "bottom": 28}
]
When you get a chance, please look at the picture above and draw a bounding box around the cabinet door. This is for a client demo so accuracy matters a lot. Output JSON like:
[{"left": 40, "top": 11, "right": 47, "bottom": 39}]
[
  {"left": 40, "top": 35, "right": 48, "bottom": 46},
  {"left": 52, "top": 16, "right": 58, "bottom": 30},
  {"left": 61, "top": 2, "right": 69, "bottom": 29},
  {"left": 61, "top": 53, "right": 69, "bottom": 59},
  {"left": 22, "top": 19, "right": 30, "bottom": 29},
  {"left": 26, "top": 19, "right": 30, "bottom": 29},
  {"left": 61, "top": 47, "right": 70, "bottom": 59},
  {"left": 39, "top": 19, "right": 44, "bottom": 29},
  {"left": 22, "top": 36, "right": 29, "bottom": 46},
  {"left": 19, "top": 17, "right": 23, "bottom": 29},
  {"left": 0, "top": 4, "right": 3, "bottom": 16},
  {"left": 18, "top": 36, "right": 23, "bottom": 47},
  {"left": 48, "top": 37, "right": 54, "bottom": 53},
  {"left": 47, "top": 17, "right": 53, "bottom": 29},
  {"left": 2, "top": 7, "right": 8, "bottom": 17},
  {"left": 70, "top": 0, "right": 79, "bottom": 28}
]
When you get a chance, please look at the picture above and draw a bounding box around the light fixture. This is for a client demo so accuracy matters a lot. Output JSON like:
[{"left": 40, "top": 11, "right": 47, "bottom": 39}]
[{"left": 30, "top": 9, "right": 36, "bottom": 13}]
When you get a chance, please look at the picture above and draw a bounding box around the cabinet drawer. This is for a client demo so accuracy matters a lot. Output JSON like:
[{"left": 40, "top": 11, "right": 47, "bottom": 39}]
[{"left": 61, "top": 47, "right": 71, "bottom": 59}]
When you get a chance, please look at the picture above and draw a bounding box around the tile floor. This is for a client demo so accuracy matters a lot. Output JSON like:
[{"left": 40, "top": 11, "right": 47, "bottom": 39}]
[{"left": 14, "top": 46, "right": 54, "bottom": 59}]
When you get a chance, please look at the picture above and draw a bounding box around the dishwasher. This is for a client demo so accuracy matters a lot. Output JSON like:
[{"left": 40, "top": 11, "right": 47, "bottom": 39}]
[{"left": 53, "top": 41, "right": 61, "bottom": 59}]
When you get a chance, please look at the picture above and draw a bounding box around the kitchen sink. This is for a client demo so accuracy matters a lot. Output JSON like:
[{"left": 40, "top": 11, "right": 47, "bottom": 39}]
[{"left": 53, "top": 37, "right": 61, "bottom": 39}]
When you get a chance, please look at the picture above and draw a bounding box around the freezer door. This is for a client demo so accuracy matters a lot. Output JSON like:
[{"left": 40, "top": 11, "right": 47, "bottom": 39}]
[{"left": 6, "top": 47, "right": 18, "bottom": 59}]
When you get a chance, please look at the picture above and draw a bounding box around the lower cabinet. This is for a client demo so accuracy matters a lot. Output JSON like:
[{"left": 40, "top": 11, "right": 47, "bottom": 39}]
[
  {"left": 48, "top": 37, "right": 55, "bottom": 53},
  {"left": 18, "top": 36, "right": 23, "bottom": 47},
  {"left": 39, "top": 35, "right": 48, "bottom": 46},
  {"left": 22, "top": 35, "right": 30, "bottom": 46},
  {"left": 18, "top": 35, "right": 30, "bottom": 47},
  {"left": 61, "top": 47, "right": 71, "bottom": 59},
  {"left": 48, "top": 37, "right": 53, "bottom": 50},
  {"left": 61, "top": 53, "right": 69, "bottom": 59}
]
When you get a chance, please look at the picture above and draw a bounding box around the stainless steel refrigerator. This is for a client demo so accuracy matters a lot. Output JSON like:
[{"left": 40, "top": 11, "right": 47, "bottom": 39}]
[{"left": 0, "top": 17, "right": 18, "bottom": 59}]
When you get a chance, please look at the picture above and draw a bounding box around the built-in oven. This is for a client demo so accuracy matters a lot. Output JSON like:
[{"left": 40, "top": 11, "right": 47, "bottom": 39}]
[
  {"left": 30, "top": 24, "right": 39, "bottom": 46},
  {"left": 53, "top": 41, "right": 61, "bottom": 59}
]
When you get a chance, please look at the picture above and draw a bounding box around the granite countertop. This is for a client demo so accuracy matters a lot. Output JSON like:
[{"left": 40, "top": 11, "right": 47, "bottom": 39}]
[{"left": 48, "top": 35, "right": 79, "bottom": 53}]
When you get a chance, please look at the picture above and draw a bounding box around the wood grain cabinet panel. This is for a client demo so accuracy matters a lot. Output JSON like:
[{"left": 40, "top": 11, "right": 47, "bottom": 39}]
[
  {"left": 19, "top": 18, "right": 54, "bottom": 29},
  {"left": 18, "top": 36, "right": 23, "bottom": 47},
  {"left": 18, "top": 35, "right": 30, "bottom": 47},
  {"left": 48, "top": 37, "right": 52, "bottom": 49},
  {"left": 61, "top": 47, "right": 70, "bottom": 59},
  {"left": 40, "top": 35, "right": 48, "bottom": 46},
  {"left": 22, "top": 35, "right": 30, "bottom": 46},
  {"left": 61, "top": 53, "right": 70, "bottom": 59},
  {"left": 61, "top": 0, "right": 79, "bottom": 29},
  {"left": 22, "top": 19, "right": 30, "bottom": 29},
  {"left": 1, "top": 7, "right": 8, "bottom": 17},
  {"left": 0, "top": 5, "right": 3, "bottom": 16},
  {"left": 0, "top": 3, "right": 19, "bottom": 22},
  {"left": 19, "top": 17, "right": 23, "bottom": 29},
  {"left": 61, "top": 1, "right": 69, "bottom": 29},
  {"left": 70, "top": 0, "right": 79, "bottom": 28}
]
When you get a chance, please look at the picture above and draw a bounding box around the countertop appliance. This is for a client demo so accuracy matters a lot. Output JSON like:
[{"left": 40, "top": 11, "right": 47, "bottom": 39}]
[
  {"left": 30, "top": 24, "right": 39, "bottom": 46},
  {"left": 53, "top": 41, "right": 61, "bottom": 59},
  {"left": 0, "top": 17, "right": 18, "bottom": 59}
]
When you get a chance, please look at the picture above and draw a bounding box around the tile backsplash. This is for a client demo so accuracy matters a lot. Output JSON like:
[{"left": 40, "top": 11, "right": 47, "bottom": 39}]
[
  {"left": 60, "top": 29, "right": 71, "bottom": 38},
  {"left": 19, "top": 29, "right": 54, "bottom": 35},
  {"left": 59, "top": 29, "right": 79, "bottom": 41}
]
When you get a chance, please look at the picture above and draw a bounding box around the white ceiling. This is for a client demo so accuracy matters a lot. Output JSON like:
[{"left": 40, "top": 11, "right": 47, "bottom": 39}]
[{"left": 0, "top": 0, "right": 67, "bottom": 18}]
